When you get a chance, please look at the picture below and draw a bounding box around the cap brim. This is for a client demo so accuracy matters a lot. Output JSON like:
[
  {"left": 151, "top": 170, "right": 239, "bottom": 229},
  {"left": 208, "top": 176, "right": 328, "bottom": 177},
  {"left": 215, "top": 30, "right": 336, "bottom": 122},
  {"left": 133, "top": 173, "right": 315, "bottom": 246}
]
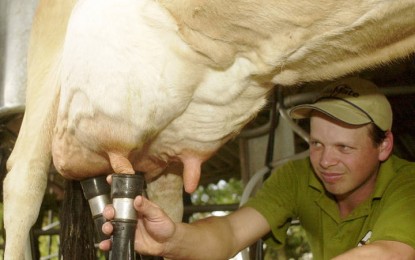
[{"left": 289, "top": 100, "right": 372, "bottom": 126}]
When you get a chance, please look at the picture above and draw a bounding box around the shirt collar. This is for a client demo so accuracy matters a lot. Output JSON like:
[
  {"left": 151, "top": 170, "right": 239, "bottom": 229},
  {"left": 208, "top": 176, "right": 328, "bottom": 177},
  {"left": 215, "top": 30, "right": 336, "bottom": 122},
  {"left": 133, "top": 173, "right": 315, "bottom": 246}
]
[{"left": 372, "top": 155, "right": 398, "bottom": 199}]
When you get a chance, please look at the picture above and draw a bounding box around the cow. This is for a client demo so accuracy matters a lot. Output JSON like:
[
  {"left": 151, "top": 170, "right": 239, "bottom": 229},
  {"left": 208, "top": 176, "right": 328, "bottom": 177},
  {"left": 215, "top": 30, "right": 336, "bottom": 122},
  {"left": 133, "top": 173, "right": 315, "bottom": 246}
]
[{"left": 3, "top": 0, "right": 415, "bottom": 259}]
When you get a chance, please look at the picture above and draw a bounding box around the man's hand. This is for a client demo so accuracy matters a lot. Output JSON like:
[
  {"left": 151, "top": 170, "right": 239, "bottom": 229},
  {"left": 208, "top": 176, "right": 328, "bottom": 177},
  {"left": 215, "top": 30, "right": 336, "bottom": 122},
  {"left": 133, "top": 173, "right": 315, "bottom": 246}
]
[{"left": 99, "top": 195, "right": 176, "bottom": 257}]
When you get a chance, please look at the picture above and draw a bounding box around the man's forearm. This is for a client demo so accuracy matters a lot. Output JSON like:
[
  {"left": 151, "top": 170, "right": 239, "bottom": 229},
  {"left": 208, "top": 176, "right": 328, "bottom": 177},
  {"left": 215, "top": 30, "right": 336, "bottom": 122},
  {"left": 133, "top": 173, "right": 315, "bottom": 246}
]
[
  {"left": 332, "top": 240, "right": 415, "bottom": 260},
  {"left": 163, "top": 216, "right": 238, "bottom": 260}
]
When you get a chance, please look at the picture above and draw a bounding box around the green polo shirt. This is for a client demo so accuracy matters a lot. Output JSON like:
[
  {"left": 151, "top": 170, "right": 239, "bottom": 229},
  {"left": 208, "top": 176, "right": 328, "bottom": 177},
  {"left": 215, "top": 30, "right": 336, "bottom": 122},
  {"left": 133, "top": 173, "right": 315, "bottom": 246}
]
[{"left": 244, "top": 155, "right": 415, "bottom": 259}]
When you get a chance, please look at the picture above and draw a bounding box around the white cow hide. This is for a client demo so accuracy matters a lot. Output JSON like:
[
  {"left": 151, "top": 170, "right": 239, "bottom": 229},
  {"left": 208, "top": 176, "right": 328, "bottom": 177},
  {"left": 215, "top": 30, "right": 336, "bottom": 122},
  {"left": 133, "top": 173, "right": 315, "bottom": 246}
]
[{"left": 3, "top": 0, "right": 415, "bottom": 259}]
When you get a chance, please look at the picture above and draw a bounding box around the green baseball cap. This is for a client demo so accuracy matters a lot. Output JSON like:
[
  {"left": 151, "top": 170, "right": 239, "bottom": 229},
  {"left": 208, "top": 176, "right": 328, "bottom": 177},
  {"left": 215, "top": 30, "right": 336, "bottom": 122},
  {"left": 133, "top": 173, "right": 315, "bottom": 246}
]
[{"left": 289, "top": 77, "right": 393, "bottom": 131}]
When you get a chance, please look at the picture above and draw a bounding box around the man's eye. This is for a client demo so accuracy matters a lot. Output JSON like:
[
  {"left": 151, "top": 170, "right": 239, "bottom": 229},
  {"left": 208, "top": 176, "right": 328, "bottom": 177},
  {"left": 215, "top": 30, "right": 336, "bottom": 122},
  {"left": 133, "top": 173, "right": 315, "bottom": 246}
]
[
  {"left": 310, "top": 141, "right": 321, "bottom": 147},
  {"left": 338, "top": 145, "right": 352, "bottom": 152}
]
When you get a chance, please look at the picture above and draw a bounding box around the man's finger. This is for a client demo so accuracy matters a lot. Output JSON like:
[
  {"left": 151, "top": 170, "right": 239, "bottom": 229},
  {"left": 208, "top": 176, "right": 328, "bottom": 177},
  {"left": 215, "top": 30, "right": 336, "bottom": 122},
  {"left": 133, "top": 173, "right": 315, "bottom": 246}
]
[
  {"left": 134, "top": 195, "right": 161, "bottom": 218},
  {"left": 106, "top": 174, "right": 113, "bottom": 185},
  {"left": 102, "top": 221, "right": 114, "bottom": 235},
  {"left": 99, "top": 239, "right": 112, "bottom": 251},
  {"left": 103, "top": 204, "right": 115, "bottom": 219}
]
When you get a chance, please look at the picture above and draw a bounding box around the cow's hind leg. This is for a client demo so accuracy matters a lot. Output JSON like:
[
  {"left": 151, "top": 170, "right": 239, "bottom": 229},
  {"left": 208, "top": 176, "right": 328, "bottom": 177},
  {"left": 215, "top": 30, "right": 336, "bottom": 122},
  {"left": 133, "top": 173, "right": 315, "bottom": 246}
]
[
  {"left": 3, "top": 162, "right": 50, "bottom": 259},
  {"left": 3, "top": 0, "right": 76, "bottom": 258},
  {"left": 3, "top": 107, "right": 59, "bottom": 259},
  {"left": 3, "top": 70, "right": 60, "bottom": 259},
  {"left": 146, "top": 164, "right": 184, "bottom": 223},
  {"left": 3, "top": 81, "right": 59, "bottom": 259}
]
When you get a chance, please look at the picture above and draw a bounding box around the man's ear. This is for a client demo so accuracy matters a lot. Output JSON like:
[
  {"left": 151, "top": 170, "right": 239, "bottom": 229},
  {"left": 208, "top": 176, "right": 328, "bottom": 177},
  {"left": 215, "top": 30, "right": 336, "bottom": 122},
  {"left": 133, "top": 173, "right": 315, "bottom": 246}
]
[{"left": 378, "top": 131, "right": 394, "bottom": 161}]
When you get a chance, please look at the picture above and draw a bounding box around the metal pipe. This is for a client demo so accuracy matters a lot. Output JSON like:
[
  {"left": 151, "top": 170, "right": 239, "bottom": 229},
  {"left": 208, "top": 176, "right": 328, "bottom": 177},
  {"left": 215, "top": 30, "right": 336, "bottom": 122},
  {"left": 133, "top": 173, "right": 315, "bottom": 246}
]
[{"left": 110, "top": 173, "right": 145, "bottom": 260}]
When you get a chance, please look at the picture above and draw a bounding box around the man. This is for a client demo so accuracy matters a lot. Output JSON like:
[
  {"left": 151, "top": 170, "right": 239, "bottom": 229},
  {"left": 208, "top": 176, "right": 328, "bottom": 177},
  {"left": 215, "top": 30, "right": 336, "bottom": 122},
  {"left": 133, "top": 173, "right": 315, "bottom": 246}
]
[{"left": 100, "top": 77, "right": 415, "bottom": 259}]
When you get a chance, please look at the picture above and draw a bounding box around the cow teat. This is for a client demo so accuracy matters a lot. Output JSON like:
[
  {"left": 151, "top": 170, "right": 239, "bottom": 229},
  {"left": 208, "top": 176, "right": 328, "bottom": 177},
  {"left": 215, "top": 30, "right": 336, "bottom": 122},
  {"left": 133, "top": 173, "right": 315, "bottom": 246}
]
[{"left": 180, "top": 154, "right": 204, "bottom": 193}]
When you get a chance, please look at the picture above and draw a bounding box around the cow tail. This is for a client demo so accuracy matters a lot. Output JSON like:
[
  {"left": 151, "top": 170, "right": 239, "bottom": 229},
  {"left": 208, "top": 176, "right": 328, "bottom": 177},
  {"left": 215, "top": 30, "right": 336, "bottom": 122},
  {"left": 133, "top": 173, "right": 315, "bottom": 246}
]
[{"left": 60, "top": 179, "right": 96, "bottom": 260}]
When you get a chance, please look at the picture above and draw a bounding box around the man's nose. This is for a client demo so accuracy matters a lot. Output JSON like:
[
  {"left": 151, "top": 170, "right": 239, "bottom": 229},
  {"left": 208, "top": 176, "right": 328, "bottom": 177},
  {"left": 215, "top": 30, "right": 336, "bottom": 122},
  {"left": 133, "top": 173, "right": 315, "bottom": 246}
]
[{"left": 319, "top": 148, "right": 338, "bottom": 168}]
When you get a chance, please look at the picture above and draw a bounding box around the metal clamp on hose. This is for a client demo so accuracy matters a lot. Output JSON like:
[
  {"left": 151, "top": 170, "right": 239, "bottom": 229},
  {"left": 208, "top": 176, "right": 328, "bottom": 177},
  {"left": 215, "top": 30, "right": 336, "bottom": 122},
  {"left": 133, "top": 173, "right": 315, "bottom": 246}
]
[
  {"left": 81, "top": 175, "right": 111, "bottom": 242},
  {"left": 110, "top": 173, "right": 145, "bottom": 260}
]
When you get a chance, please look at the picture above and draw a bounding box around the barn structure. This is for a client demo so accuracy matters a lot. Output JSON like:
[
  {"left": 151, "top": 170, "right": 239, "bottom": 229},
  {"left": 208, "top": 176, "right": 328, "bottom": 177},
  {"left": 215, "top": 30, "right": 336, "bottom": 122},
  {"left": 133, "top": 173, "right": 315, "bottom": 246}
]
[{"left": 1, "top": 0, "right": 415, "bottom": 259}]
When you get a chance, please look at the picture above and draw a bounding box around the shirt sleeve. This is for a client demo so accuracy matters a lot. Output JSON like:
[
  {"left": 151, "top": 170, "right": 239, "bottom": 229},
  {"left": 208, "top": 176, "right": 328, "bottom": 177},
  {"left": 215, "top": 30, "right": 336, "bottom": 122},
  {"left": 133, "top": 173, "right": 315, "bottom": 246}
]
[{"left": 370, "top": 164, "right": 415, "bottom": 249}]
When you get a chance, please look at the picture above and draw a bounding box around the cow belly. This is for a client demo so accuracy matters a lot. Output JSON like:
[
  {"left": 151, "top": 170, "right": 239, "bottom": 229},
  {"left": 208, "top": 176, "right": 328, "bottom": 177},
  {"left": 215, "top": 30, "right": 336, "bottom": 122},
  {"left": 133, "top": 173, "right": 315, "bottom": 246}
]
[{"left": 51, "top": 0, "right": 271, "bottom": 191}]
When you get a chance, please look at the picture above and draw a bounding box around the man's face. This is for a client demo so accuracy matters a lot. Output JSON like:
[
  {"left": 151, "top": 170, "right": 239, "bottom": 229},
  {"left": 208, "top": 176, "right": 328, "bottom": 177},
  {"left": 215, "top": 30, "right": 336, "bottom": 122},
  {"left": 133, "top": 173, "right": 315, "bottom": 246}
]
[{"left": 309, "top": 113, "right": 383, "bottom": 202}]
